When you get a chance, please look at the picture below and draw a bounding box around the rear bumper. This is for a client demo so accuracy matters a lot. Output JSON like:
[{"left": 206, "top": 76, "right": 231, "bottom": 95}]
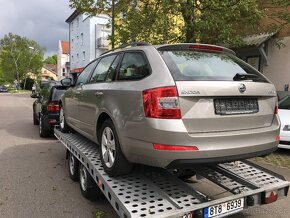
[
  {"left": 120, "top": 117, "right": 280, "bottom": 168},
  {"left": 42, "top": 113, "right": 59, "bottom": 129}
]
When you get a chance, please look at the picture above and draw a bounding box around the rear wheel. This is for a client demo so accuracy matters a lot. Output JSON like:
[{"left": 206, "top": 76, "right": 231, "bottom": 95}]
[
  {"left": 59, "top": 105, "right": 70, "bottom": 133},
  {"left": 100, "top": 119, "right": 132, "bottom": 176},
  {"left": 79, "top": 164, "right": 103, "bottom": 200},
  {"left": 39, "top": 114, "right": 52, "bottom": 137},
  {"left": 68, "top": 152, "right": 79, "bottom": 181},
  {"left": 33, "top": 108, "right": 39, "bottom": 125}
]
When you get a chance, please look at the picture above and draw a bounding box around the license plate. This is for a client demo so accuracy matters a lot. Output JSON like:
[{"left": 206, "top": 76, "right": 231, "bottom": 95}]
[
  {"left": 214, "top": 98, "right": 259, "bottom": 115},
  {"left": 204, "top": 198, "right": 244, "bottom": 218}
]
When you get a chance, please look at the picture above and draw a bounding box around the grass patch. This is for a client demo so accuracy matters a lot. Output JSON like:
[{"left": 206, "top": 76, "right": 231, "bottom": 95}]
[{"left": 95, "top": 210, "right": 106, "bottom": 218}]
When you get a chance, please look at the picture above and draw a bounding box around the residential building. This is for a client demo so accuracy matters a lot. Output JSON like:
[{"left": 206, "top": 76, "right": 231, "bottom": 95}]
[
  {"left": 66, "top": 11, "right": 111, "bottom": 80},
  {"left": 57, "top": 40, "right": 70, "bottom": 80},
  {"left": 41, "top": 64, "right": 58, "bottom": 81},
  {"left": 234, "top": 4, "right": 290, "bottom": 92}
]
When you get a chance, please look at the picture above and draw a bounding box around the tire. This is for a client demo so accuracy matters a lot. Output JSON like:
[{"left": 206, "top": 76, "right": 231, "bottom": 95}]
[
  {"left": 68, "top": 152, "right": 79, "bottom": 181},
  {"left": 59, "top": 105, "right": 70, "bottom": 133},
  {"left": 39, "top": 114, "right": 52, "bottom": 137},
  {"left": 79, "top": 164, "right": 103, "bottom": 200},
  {"left": 33, "top": 108, "right": 39, "bottom": 125},
  {"left": 100, "top": 119, "right": 132, "bottom": 176}
]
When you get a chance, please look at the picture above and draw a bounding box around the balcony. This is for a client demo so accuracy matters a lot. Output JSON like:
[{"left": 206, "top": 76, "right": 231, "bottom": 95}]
[{"left": 97, "top": 37, "right": 109, "bottom": 49}]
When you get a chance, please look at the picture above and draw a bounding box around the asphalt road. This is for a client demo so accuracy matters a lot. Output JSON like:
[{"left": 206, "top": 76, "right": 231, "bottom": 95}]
[
  {"left": 0, "top": 93, "right": 290, "bottom": 218},
  {"left": 0, "top": 93, "right": 117, "bottom": 218}
]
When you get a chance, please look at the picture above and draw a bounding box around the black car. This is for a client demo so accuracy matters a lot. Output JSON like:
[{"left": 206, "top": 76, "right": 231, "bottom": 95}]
[
  {"left": 32, "top": 81, "right": 68, "bottom": 137},
  {"left": 0, "top": 85, "right": 8, "bottom": 92}
]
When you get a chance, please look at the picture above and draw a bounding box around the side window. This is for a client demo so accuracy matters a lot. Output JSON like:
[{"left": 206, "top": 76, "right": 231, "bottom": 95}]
[
  {"left": 89, "top": 55, "right": 116, "bottom": 83},
  {"left": 106, "top": 54, "right": 122, "bottom": 82},
  {"left": 76, "top": 61, "right": 97, "bottom": 86},
  {"left": 118, "top": 52, "right": 150, "bottom": 80}
]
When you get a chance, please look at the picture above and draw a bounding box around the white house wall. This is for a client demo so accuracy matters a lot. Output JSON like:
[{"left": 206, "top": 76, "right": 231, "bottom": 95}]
[
  {"left": 69, "top": 13, "right": 110, "bottom": 71},
  {"left": 263, "top": 36, "right": 290, "bottom": 91}
]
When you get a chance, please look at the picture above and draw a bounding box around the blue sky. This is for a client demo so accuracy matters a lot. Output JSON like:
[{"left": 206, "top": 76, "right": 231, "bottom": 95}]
[{"left": 0, "top": 0, "right": 73, "bottom": 57}]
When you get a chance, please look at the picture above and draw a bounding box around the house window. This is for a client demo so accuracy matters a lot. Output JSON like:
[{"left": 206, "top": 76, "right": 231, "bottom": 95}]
[
  {"left": 77, "top": 53, "right": 79, "bottom": 62},
  {"left": 81, "top": 33, "right": 83, "bottom": 45},
  {"left": 71, "top": 22, "right": 73, "bottom": 31},
  {"left": 62, "top": 68, "right": 65, "bottom": 73},
  {"left": 83, "top": 51, "right": 85, "bottom": 60},
  {"left": 62, "top": 72, "right": 66, "bottom": 76}
]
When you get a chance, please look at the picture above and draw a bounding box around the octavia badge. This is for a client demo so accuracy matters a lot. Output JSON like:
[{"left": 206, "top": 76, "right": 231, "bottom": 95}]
[{"left": 239, "top": 84, "right": 246, "bottom": 93}]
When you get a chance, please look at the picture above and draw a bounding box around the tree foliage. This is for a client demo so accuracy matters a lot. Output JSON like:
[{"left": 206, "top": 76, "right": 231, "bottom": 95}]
[
  {"left": 44, "top": 54, "right": 57, "bottom": 65},
  {"left": 0, "top": 33, "right": 45, "bottom": 83},
  {"left": 69, "top": 0, "right": 290, "bottom": 47}
]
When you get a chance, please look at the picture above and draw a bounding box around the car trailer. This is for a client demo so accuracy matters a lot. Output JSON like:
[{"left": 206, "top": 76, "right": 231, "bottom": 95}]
[{"left": 54, "top": 128, "right": 289, "bottom": 218}]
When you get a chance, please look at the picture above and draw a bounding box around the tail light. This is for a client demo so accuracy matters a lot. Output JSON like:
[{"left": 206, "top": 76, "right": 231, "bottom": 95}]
[
  {"left": 263, "top": 190, "right": 278, "bottom": 204},
  {"left": 47, "top": 101, "right": 59, "bottom": 112},
  {"left": 189, "top": 45, "right": 223, "bottom": 53},
  {"left": 142, "top": 86, "right": 181, "bottom": 119},
  {"left": 274, "top": 102, "right": 278, "bottom": 114},
  {"left": 153, "top": 144, "right": 198, "bottom": 151}
]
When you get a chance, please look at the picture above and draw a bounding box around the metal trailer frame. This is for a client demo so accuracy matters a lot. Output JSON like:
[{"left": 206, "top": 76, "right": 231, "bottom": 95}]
[{"left": 54, "top": 128, "right": 290, "bottom": 218}]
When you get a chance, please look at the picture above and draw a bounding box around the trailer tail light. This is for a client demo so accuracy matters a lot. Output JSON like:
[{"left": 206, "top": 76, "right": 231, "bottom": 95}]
[
  {"left": 153, "top": 144, "right": 198, "bottom": 151},
  {"left": 142, "top": 86, "right": 181, "bottom": 119},
  {"left": 47, "top": 101, "right": 59, "bottom": 112},
  {"left": 263, "top": 190, "right": 278, "bottom": 204}
]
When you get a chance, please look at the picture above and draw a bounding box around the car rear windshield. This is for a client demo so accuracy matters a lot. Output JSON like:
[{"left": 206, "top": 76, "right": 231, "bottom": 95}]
[
  {"left": 279, "top": 96, "right": 290, "bottom": 110},
  {"left": 51, "top": 87, "right": 67, "bottom": 101},
  {"left": 159, "top": 50, "right": 268, "bottom": 82}
]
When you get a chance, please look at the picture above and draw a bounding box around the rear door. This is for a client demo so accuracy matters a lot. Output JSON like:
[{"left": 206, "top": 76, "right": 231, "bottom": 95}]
[{"left": 158, "top": 46, "right": 277, "bottom": 133}]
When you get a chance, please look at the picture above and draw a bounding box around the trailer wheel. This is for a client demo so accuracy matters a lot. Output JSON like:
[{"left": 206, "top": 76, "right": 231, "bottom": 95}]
[
  {"left": 100, "top": 119, "right": 132, "bottom": 176},
  {"left": 79, "top": 164, "right": 103, "bottom": 200},
  {"left": 68, "top": 152, "right": 79, "bottom": 181}
]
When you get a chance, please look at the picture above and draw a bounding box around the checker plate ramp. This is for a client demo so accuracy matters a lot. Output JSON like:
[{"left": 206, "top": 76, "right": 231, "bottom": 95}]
[{"left": 55, "top": 128, "right": 289, "bottom": 218}]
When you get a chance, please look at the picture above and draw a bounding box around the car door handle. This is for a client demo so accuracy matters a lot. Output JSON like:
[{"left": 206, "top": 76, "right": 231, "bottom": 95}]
[{"left": 95, "top": 91, "right": 103, "bottom": 96}]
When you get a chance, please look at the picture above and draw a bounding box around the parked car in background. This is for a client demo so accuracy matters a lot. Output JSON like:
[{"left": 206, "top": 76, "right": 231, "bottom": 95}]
[
  {"left": 32, "top": 81, "right": 68, "bottom": 137},
  {"left": 0, "top": 85, "right": 8, "bottom": 92},
  {"left": 278, "top": 95, "right": 290, "bottom": 149},
  {"left": 59, "top": 43, "right": 280, "bottom": 176}
]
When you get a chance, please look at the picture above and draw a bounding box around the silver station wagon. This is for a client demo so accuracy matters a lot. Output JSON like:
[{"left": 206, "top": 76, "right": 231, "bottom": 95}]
[{"left": 59, "top": 43, "right": 280, "bottom": 176}]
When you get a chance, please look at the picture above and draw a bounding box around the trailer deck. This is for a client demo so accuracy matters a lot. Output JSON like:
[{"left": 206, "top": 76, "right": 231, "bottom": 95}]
[{"left": 54, "top": 128, "right": 289, "bottom": 218}]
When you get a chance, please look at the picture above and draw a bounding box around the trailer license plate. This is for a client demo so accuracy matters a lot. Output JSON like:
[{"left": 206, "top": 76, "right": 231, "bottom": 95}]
[{"left": 204, "top": 198, "right": 244, "bottom": 218}]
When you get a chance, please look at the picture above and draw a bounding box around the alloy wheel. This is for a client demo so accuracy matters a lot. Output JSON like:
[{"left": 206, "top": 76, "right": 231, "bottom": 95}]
[{"left": 101, "top": 127, "right": 116, "bottom": 168}]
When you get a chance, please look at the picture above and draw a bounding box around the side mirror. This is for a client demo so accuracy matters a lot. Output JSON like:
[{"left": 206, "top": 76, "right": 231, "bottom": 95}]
[
  {"left": 61, "top": 78, "right": 72, "bottom": 87},
  {"left": 31, "top": 93, "right": 39, "bottom": 98}
]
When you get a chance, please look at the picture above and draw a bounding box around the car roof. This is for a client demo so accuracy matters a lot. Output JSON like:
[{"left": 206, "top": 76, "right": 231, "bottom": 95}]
[{"left": 100, "top": 42, "right": 236, "bottom": 57}]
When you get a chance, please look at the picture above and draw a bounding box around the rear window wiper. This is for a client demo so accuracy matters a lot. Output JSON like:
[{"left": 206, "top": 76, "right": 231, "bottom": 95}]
[{"left": 233, "top": 73, "right": 259, "bottom": 81}]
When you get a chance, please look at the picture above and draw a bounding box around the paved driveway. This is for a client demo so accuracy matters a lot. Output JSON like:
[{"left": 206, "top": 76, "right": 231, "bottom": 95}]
[{"left": 0, "top": 93, "right": 289, "bottom": 218}]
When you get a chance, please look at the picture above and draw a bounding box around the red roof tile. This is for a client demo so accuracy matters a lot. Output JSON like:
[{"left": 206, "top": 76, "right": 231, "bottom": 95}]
[{"left": 61, "top": 41, "right": 69, "bottom": 54}]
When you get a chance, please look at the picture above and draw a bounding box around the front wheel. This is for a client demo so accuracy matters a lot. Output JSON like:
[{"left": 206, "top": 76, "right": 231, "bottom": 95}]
[
  {"left": 59, "top": 105, "right": 70, "bottom": 133},
  {"left": 100, "top": 119, "right": 132, "bottom": 177}
]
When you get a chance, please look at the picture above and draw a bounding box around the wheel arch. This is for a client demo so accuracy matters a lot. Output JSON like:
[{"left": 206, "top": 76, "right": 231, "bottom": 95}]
[{"left": 96, "top": 112, "right": 112, "bottom": 144}]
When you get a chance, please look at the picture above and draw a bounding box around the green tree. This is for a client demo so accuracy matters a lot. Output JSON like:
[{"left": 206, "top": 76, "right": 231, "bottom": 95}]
[
  {"left": 0, "top": 33, "right": 45, "bottom": 86},
  {"left": 69, "top": 0, "right": 290, "bottom": 47},
  {"left": 44, "top": 54, "right": 57, "bottom": 65}
]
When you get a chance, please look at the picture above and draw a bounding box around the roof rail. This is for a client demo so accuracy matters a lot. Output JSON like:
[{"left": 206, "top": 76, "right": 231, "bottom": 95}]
[{"left": 100, "top": 41, "right": 151, "bottom": 56}]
